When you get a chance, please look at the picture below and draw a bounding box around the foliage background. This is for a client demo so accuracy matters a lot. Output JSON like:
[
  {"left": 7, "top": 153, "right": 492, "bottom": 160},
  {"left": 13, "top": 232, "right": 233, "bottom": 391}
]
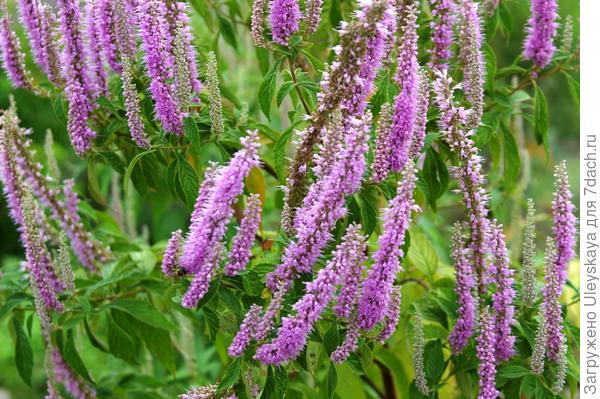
[{"left": 0, "top": 0, "right": 580, "bottom": 398}]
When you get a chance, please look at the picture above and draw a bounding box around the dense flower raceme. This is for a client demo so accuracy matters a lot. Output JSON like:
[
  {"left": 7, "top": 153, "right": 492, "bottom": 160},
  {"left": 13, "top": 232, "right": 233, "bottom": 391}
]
[
  {"left": 523, "top": 0, "right": 559, "bottom": 68},
  {"left": 448, "top": 223, "right": 476, "bottom": 354},
  {"left": 206, "top": 51, "right": 224, "bottom": 136},
  {"left": 407, "top": 69, "right": 431, "bottom": 161},
  {"left": 255, "top": 223, "right": 367, "bottom": 365},
  {"left": 137, "top": 0, "right": 184, "bottom": 135},
  {"left": 429, "top": 0, "right": 456, "bottom": 71},
  {"left": 179, "top": 131, "right": 260, "bottom": 308},
  {"left": 412, "top": 313, "right": 430, "bottom": 396},
  {"left": 372, "top": 102, "right": 394, "bottom": 182},
  {"left": 267, "top": 113, "right": 371, "bottom": 289},
  {"left": 477, "top": 307, "right": 500, "bottom": 399},
  {"left": 96, "top": 0, "right": 121, "bottom": 72},
  {"left": 521, "top": 198, "right": 537, "bottom": 307},
  {"left": 57, "top": 0, "right": 99, "bottom": 156},
  {"left": 1, "top": 0, "right": 31, "bottom": 89},
  {"left": 433, "top": 71, "right": 490, "bottom": 297},
  {"left": 388, "top": 1, "right": 418, "bottom": 172},
  {"left": 224, "top": 194, "right": 263, "bottom": 276},
  {"left": 17, "top": 0, "right": 61, "bottom": 83},
  {"left": 376, "top": 284, "right": 402, "bottom": 343},
  {"left": 250, "top": 0, "right": 269, "bottom": 48},
  {"left": 270, "top": 0, "right": 301, "bottom": 46},
  {"left": 85, "top": 0, "right": 108, "bottom": 98},
  {"left": 357, "top": 165, "right": 419, "bottom": 330},
  {"left": 162, "top": 229, "right": 183, "bottom": 277},
  {"left": 283, "top": 0, "right": 394, "bottom": 230},
  {"left": 489, "top": 222, "right": 516, "bottom": 362},
  {"left": 50, "top": 348, "right": 96, "bottom": 399},
  {"left": 543, "top": 162, "right": 576, "bottom": 362},
  {"left": 305, "top": 0, "right": 324, "bottom": 35},
  {"left": 1, "top": 101, "right": 111, "bottom": 271},
  {"left": 458, "top": 0, "right": 485, "bottom": 129}
]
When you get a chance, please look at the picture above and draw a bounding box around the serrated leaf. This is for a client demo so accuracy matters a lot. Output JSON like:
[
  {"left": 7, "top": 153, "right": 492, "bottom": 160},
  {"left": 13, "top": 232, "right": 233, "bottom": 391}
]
[
  {"left": 142, "top": 327, "right": 176, "bottom": 373},
  {"left": 12, "top": 317, "right": 33, "bottom": 386},
  {"left": 184, "top": 117, "right": 202, "bottom": 154},
  {"left": 258, "top": 58, "right": 284, "bottom": 120},
  {"left": 107, "top": 316, "right": 139, "bottom": 364},
  {"left": 325, "top": 363, "right": 337, "bottom": 399},
  {"left": 533, "top": 84, "right": 549, "bottom": 156},
  {"left": 262, "top": 366, "right": 288, "bottom": 399},
  {"left": 177, "top": 157, "right": 200, "bottom": 210},
  {"left": 104, "top": 298, "right": 175, "bottom": 330},
  {"left": 274, "top": 127, "right": 293, "bottom": 182},
  {"left": 60, "top": 329, "right": 94, "bottom": 383},
  {"left": 217, "top": 358, "right": 241, "bottom": 393}
]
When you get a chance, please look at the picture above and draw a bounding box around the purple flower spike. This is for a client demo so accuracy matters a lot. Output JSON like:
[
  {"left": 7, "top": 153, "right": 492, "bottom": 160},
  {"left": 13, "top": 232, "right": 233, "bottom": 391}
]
[
  {"left": 224, "top": 194, "right": 262, "bottom": 276},
  {"left": 489, "top": 222, "right": 516, "bottom": 362},
  {"left": 389, "top": 2, "right": 419, "bottom": 171},
  {"left": 448, "top": 224, "right": 476, "bottom": 354},
  {"left": 1, "top": 2, "right": 30, "bottom": 89},
  {"left": 180, "top": 131, "right": 260, "bottom": 274},
  {"left": 256, "top": 224, "right": 367, "bottom": 365},
  {"left": 270, "top": 0, "right": 300, "bottom": 46},
  {"left": 51, "top": 348, "right": 96, "bottom": 399},
  {"left": 57, "top": 0, "right": 97, "bottom": 156},
  {"left": 357, "top": 165, "right": 419, "bottom": 330},
  {"left": 267, "top": 113, "right": 371, "bottom": 289},
  {"left": 228, "top": 304, "right": 262, "bottom": 357},
  {"left": 429, "top": 0, "right": 456, "bottom": 71},
  {"left": 523, "top": 0, "right": 559, "bottom": 68},
  {"left": 137, "top": 0, "right": 184, "bottom": 135},
  {"left": 376, "top": 285, "right": 402, "bottom": 343},
  {"left": 162, "top": 229, "right": 183, "bottom": 277},
  {"left": 85, "top": 0, "right": 108, "bottom": 98},
  {"left": 97, "top": 0, "right": 121, "bottom": 72},
  {"left": 476, "top": 307, "right": 499, "bottom": 399}
]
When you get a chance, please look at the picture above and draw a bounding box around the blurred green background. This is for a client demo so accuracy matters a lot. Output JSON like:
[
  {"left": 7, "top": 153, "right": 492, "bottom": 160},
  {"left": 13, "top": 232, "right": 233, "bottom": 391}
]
[{"left": 0, "top": 0, "right": 580, "bottom": 397}]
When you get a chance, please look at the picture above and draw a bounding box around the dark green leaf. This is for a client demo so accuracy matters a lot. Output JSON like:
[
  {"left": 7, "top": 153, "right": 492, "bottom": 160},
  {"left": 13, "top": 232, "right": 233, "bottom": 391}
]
[
  {"left": 501, "top": 124, "right": 521, "bottom": 191},
  {"left": 325, "top": 363, "right": 337, "bottom": 399},
  {"left": 533, "top": 85, "right": 549, "bottom": 155},
  {"left": 424, "top": 339, "right": 445, "bottom": 385},
  {"left": 185, "top": 117, "right": 202, "bottom": 154},
  {"left": 218, "top": 16, "right": 237, "bottom": 49},
  {"left": 498, "top": 365, "right": 530, "bottom": 379},
  {"left": 60, "top": 329, "right": 94, "bottom": 383},
  {"left": 329, "top": 0, "right": 343, "bottom": 28},
  {"left": 107, "top": 316, "right": 139, "bottom": 364},
  {"left": 143, "top": 327, "right": 176, "bottom": 372},
  {"left": 323, "top": 323, "right": 340, "bottom": 355},
  {"left": 104, "top": 298, "right": 175, "bottom": 330},
  {"left": 258, "top": 58, "right": 284, "bottom": 120},
  {"left": 12, "top": 317, "right": 33, "bottom": 386},
  {"left": 262, "top": 366, "right": 288, "bottom": 399},
  {"left": 217, "top": 358, "right": 242, "bottom": 393},
  {"left": 274, "top": 127, "right": 293, "bottom": 182},
  {"left": 177, "top": 157, "right": 200, "bottom": 210}
]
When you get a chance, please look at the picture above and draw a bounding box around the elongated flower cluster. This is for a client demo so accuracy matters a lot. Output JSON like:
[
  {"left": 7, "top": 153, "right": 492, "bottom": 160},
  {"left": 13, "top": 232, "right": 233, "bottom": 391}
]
[
  {"left": 458, "top": 0, "right": 485, "bottom": 129},
  {"left": 305, "top": 0, "right": 324, "bottom": 35},
  {"left": 85, "top": 0, "right": 108, "bottom": 98},
  {"left": 228, "top": 304, "right": 262, "bottom": 357},
  {"left": 477, "top": 308, "right": 499, "bottom": 399},
  {"left": 267, "top": 113, "right": 371, "bottom": 289},
  {"left": 489, "top": 222, "right": 516, "bottom": 362},
  {"left": 270, "top": 0, "right": 300, "bottom": 46},
  {"left": 429, "top": 0, "right": 456, "bottom": 71},
  {"left": 560, "top": 15, "right": 574, "bottom": 53},
  {"left": 449, "top": 223, "right": 476, "bottom": 354},
  {"left": 407, "top": 69, "right": 430, "bottom": 161},
  {"left": 523, "top": 0, "right": 558, "bottom": 68},
  {"left": 372, "top": 103, "right": 394, "bottom": 182},
  {"left": 2, "top": 100, "right": 111, "bottom": 271},
  {"left": 521, "top": 198, "right": 537, "bottom": 307},
  {"left": 17, "top": 0, "right": 61, "bottom": 83},
  {"left": 256, "top": 224, "right": 367, "bottom": 364},
  {"left": 50, "top": 349, "right": 96, "bottom": 399},
  {"left": 412, "top": 313, "right": 430, "bottom": 396},
  {"left": 57, "top": 0, "right": 97, "bottom": 156},
  {"left": 137, "top": 0, "right": 183, "bottom": 135},
  {"left": 1, "top": 0, "right": 31, "bottom": 89},
  {"left": 388, "top": 1, "right": 418, "bottom": 171},
  {"left": 331, "top": 316, "right": 361, "bottom": 362},
  {"left": 180, "top": 131, "right": 260, "bottom": 308},
  {"left": 162, "top": 229, "right": 183, "bottom": 277},
  {"left": 357, "top": 165, "right": 419, "bottom": 330},
  {"left": 376, "top": 285, "right": 402, "bottom": 342},
  {"left": 283, "top": 0, "right": 394, "bottom": 228},
  {"left": 531, "top": 301, "right": 547, "bottom": 374},
  {"left": 224, "top": 194, "right": 262, "bottom": 276},
  {"left": 169, "top": 1, "right": 202, "bottom": 105},
  {"left": 206, "top": 51, "right": 224, "bottom": 136},
  {"left": 433, "top": 71, "right": 490, "bottom": 297},
  {"left": 96, "top": 0, "right": 120, "bottom": 72},
  {"left": 250, "top": 0, "right": 269, "bottom": 48}
]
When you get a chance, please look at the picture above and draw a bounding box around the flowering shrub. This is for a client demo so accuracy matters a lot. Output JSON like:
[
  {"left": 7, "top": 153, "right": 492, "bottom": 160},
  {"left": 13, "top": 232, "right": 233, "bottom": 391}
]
[{"left": 0, "top": 0, "right": 579, "bottom": 398}]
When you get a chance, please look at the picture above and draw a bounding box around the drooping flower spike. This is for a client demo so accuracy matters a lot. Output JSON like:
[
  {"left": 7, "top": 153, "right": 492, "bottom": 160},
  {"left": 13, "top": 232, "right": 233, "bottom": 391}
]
[
  {"left": 85, "top": 0, "right": 109, "bottom": 98},
  {"left": 305, "top": 0, "right": 324, "bottom": 36},
  {"left": 476, "top": 307, "right": 500, "bottom": 399},
  {"left": 282, "top": 0, "right": 396, "bottom": 229},
  {"left": 429, "top": 0, "right": 456, "bottom": 71},
  {"left": 162, "top": 229, "right": 183, "bottom": 277},
  {"left": 224, "top": 194, "right": 263, "bottom": 276},
  {"left": 1, "top": 0, "right": 31, "bottom": 89},
  {"left": 57, "top": 0, "right": 97, "bottom": 155}
]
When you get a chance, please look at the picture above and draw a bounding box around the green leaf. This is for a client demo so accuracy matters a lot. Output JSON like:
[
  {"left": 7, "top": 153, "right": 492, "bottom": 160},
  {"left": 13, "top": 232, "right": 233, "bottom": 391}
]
[
  {"left": 323, "top": 323, "right": 340, "bottom": 355},
  {"left": 274, "top": 127, "right": 293, "bottom": 182},
  {"left": 142, "top": 326, "right": 177, "bottom": 373},
  {"left": 60, "top": 329, "right": 94, "bottom": 383},
  {"left": 107, "top": 316, "right": 139, "bottom": 364},
  {"left": 104, "top": 298, "right": 175, "bottom": 330},
  {"left": 123, "top": 149, "right": 157, "bottom": 197},
  {"left": 277, "top": 81, "right": 294, "bottom": 107},
  {"left": 262, "top": 366, "right": 288, "bottom": 399},
  {"left": 329, "top": 0, "right": 343, "bottom": 28},
  {"left": 520, "top": 374, "right": 537, "bottom": 398},
  {"left": 87, "top": 161, "right": 107, "bottom": 206},
  {"left": 12, "top": 316, "right": 33, "bottom": 386},
  {"left": 325, "top": 363, "right": 337, "bottom": 399},
  {"left": 202, "top": 307, "right": 220, "bottom": 340},
  {"left": 424, "top": 339, "right": 445, "bottom": 385},
  {"left": 218, "top": 16, "right": 237, "bottom": 49},
  {"left": 184, "top": 117, "right": 202, "bottom": 154},
  {"left": 498, "top": 365, "right": 531, "bottom": 379},
  {"left": 99, "top": 152, "right": 126, "bottom": 174},
  {"left": 501, "top": 124, "right": 521, "bottom": 191},
  {"left": 84, "top": 318, "right": 109, "bottom": 353},
  {"left": 562, "top": 71, "right": 580, "bottom": 108},
  {"left": 217, "top": 358, "right": 242, "bottom": 393},
  {"left": 533, "top": 84, "right": 549, "bottom": 156},
  {"left": 258, "top": 57, "right": 284, "bottom": 120},
  {"left": 177, "top": 157, "right": 200, "bottom": 210}
]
